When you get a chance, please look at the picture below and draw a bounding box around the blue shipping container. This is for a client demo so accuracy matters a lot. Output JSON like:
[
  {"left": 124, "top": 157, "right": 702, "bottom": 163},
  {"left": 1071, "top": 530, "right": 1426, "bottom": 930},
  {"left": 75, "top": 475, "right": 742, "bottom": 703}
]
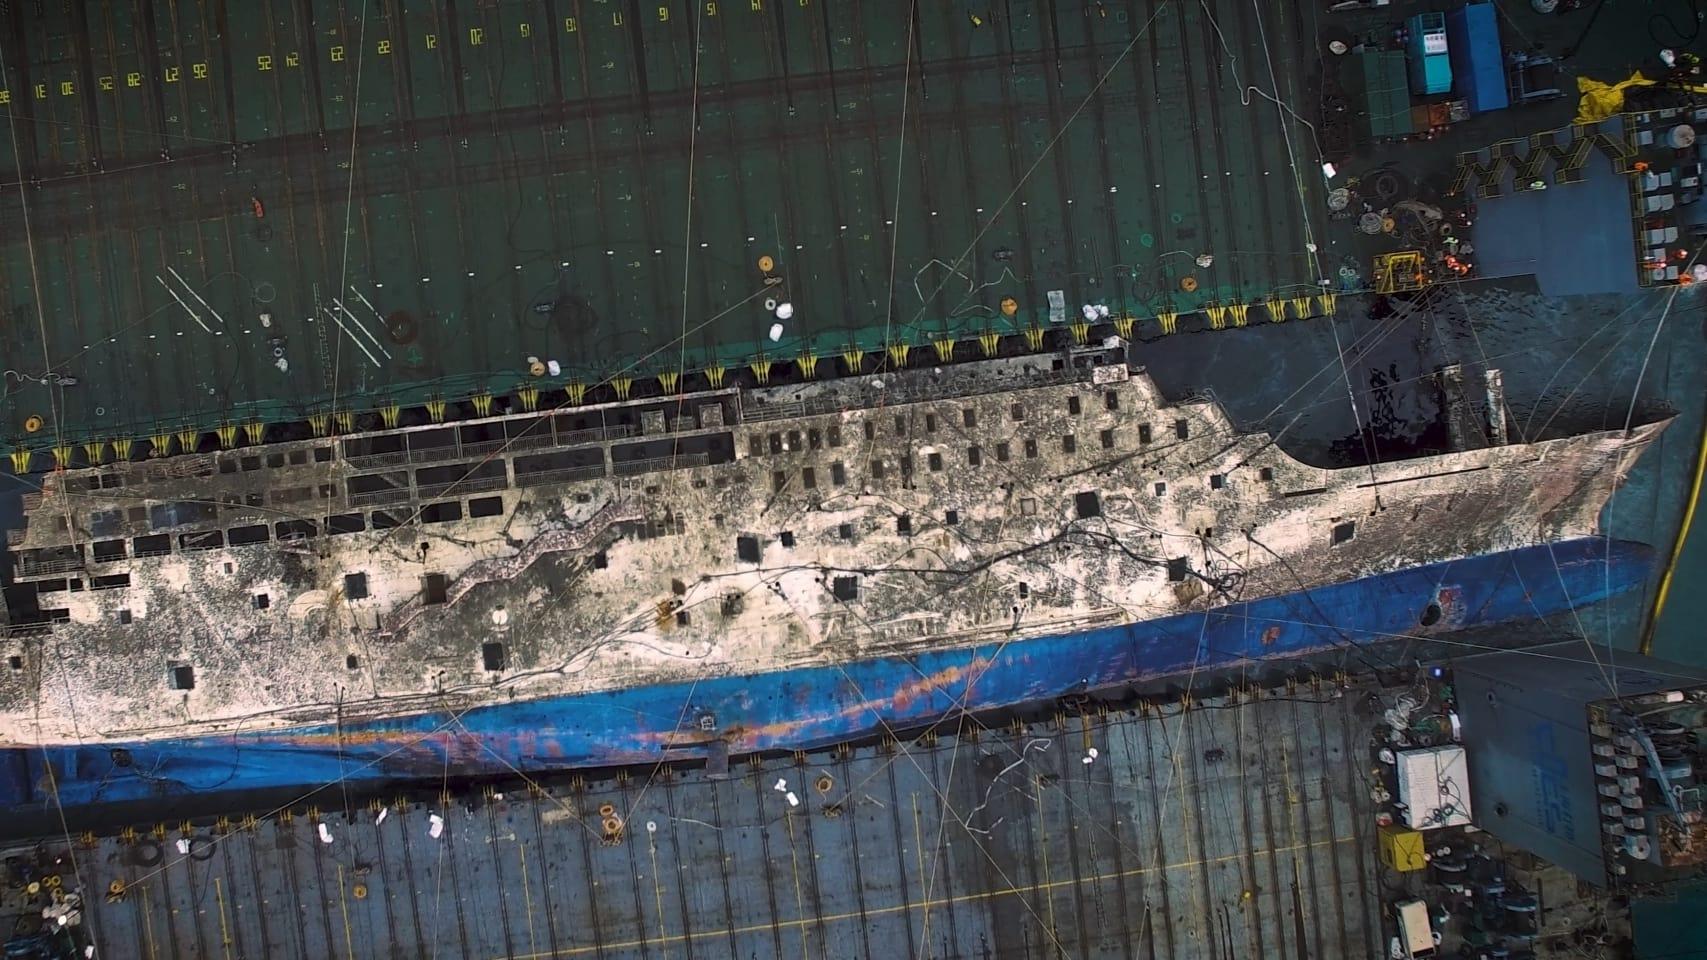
[{"left": 1448, "top": 2, "right": 1510, "bottom": 113}]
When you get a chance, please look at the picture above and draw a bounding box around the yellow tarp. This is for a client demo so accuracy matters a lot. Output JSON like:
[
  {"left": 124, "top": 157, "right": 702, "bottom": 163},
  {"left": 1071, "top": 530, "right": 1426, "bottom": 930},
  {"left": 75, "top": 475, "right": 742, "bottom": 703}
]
[{"left": 1575, "top": 72, "right": 1655, "bottom": 124}]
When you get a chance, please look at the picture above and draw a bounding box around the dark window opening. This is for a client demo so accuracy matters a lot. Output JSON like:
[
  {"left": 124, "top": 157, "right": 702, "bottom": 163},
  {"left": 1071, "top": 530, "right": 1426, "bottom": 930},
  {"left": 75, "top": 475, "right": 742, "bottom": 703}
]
[
  {"left": 482, "top": 642, "right": 506, "bottom": 671},
  {"left": 327, "top": 513, "right": 367, "bottom": 535},
  {"left": 676, "top": 610, "right": 691, "bottom": 627},
  {"left": 768, "top": 433, "right": 783, "bottom": 454},
  {"left": 827, "top": 424, "right": 842, "bottom": 447},
  {"left": 1105, "top": 391, "right": 1120, "bottom": 411},
  {"left": 1420, "top": 602, "right": 1443, "bottom": 627},
  {"left": 838, "top": 523, "right": 854, "bottom": 540},
  {"left": 1068, "top": 395, "right": 1081, "bottom": 415},
  {"left": 7, "top": 656, "right": 21, "bottom": 671},
  {"left": 468, "top": 496, "right": 504, "bottom": 519},
  {"left": 996, "top": 442, "right": 1010, "bottom": 462},
  {"left": 289, "top": 450, "right": 308, "bottom": 465},
  {"left": 1024, "top": 438, "right": 1038, "bottom": 459},
  {"left": 1259, "top": 466, "right": 1275, "bottom": 481},
  {"left": 928, "top": 452, "right": 943, "bottom": 472},
  {"left": 1139, "top": 424, "right": 1153, "bottom": 444},
  {"left": 864, "top": 421, "right": 876, "bottom": 441},
  {"left": 945, "top": 510, "right": 960, "bottom": 526},
  {"left": 1075, "top": 491, "right": 1102, "bottom": 519},
  {"left": 592, "top": 550, "right": 608, "bottom": 569},
  {"left": 1175, "top": 420, "right": 1189, "bottom": 440},
  {"left": 169, "top": 664, "right": 195, "bottom": 691},
  {"left": 424, "top": 573, "right": 449, "bottom": 605},
  {"left": 228, "top": 524, "right": 270, "bottom": 546},
  {"left": 266, "top": 452, "right": 285, "bottom": 468},
  {"left": 345, "top": 573, "right": 370, "bottom": 600},
  {"left": 968, "top": 445, "right": 982, "bottom": 466},
  {"left": 179, "top": 531, "right": 224, "bottom": 551},
  {"left": 925, "top": 414, "right": 937, "bottom": 433},
  {"left": 1332, "top": 521, "right": 1356, "bottom": 545},
  {"left": 117, "top": 609, "right": 132, "bottom": 624},
  {"left": 963, "top": 408, "right": 977, "bottom": 428},
  {"left": 93, "top": 539, "right": 127, "bottom": 562},
  {"left": 91, "top": 574, "right": 130, "bottom": 590},
  {"left": 897, "top": 515, "right": 913, "bottom": 536},
  {"left": 830, "top": 462, "right": 846, "bottom": 486},
  {"left": 802, "top": 467, "right": 816, "bottom": 489},
  {"left": 749, "top": 436, "right": 764, "bottom": 457},
  {"left": 421, "top": 501, "right": 462, "bottom": 525},
  {"left": 1100, "top": 429, "right": 1115, "bottom": 449},
  {"left": 772, "top": 471, "right": 788, "bottom": 493},
  {"left": 899, "top": 455, "right": 913, "bottom": 477},
  {"left": 218, "top": 460, "right": 237, "bottom": 474},
  {"left": 1010, "top": 403, "right": 1025, "bottom": 421},
  {"left": 1018, "top": 582, "right": 1030, "bottom": 599},
  {"left": 1210, "top": 474, "right": 1225, "bottom": 490},
  {"left": 832, "top": 575, "right": 859, "bottom": 601},
  {"left": 870, "top": 459, "right": 885, "bottom": 479},
  {"left": 314, "top": 447, "right": 332, "bottom": 462},
  {"left": 787, "top": 430, "right": 802, "bottom": 450},
  {"left": 1062, "top": 435, "right": 1076, "bottom": 454},
  {"left": 779, "top": 531, "right": 796, "bottom": 548},
  {"left": 737, "top": 535, "right": 761, "bottom": 563},
  {"left": 808, "top": 429, "right": 822, "bottom": 450},
  {"left": 1167, "top": 557, "right": 1189, "bottom": 582},
  {"left": 253, "top": 593, "right": 270, "bottom": 610},
  {"left": 1155, "top": 481, "right": 1167, "bottom": 496},
  {"left": 894, "top": 415, "right": 906, "bottom": 435},
  {"left": 240, "top": 456, "right": 260, "bottom": 472},
  {"left": 346, "top": 654, "right": 360, "bottom": 670},
  {"left": 370, "top": 510, "right": 406, "bottom": 529}
]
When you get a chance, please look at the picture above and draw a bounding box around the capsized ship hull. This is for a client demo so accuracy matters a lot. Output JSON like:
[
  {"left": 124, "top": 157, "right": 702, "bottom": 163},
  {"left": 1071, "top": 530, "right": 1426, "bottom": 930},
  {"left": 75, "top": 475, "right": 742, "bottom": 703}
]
[{"left": 0, "top": 536, "right": 1651, "bottom": 811}]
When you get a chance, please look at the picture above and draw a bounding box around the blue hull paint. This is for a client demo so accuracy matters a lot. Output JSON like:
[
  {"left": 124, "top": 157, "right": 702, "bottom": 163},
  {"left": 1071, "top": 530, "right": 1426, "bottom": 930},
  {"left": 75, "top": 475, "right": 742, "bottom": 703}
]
[{"left": 0, "top": 537, "right": 1653, "bottom": 811}]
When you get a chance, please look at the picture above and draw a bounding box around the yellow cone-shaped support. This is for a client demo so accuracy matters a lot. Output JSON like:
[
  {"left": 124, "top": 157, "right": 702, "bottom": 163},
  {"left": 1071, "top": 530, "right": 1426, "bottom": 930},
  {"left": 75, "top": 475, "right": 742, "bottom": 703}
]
[
  {"left": 9, "top": 450, "right": 31, "bottom": 474},
  {"left": 517, "top": 387, "right": 539, "bottom": 412},
  {"left": 472, "top": 394, "right": 493, "bottom": 418},
  {"left": 1023, "top": 326, "right": 1045, "bottom": 351},
  {"left": 425, "top": 399, "right": 446, "bottom": 422},
  {"left": 150, "top": 432, "right": 173, "bottom": 457},
  {"left": 841, "top": 348, "right": 864, "bottom": 373},
  {"left": 1265, "top": 298, "right": 1287, "bottom": 323},
  {"left": 1228, "top": 303, "right": 1249, "bottom": 327},
  {"left": 933, "top": 338, "right": 955, "bottom": 362},
  {"left": 566, "top": 382, "right": 587, "bottom": 405},
  {"left": 216, "top": 424, "right": 237, "bottom": 449},
  {"left": 978, "top": 331, "right": 1001, "bottom": 357},
  {"left": 613, "top": 376, "right": 634, "bottom": 400},
  {"left": 1157, "top": 312, "right": 1178, "bottom": 336},
  {"left": 703, "top": 365, "right": 725, "bottom": 389},
  {"left": 1316, "top": 292, "right": 1337, "bottom": 316},
  {"left": 1113, "top": 315, "right": 1134, "bottom": 339},
  {"left": 1289, "top": 295, "right": 1314, "bottom": 320},
  {"left": 113, "top": 438, "right": 133, "bottom": 460},
  {"left": 53, "top": 445, "right": 73, "bottom": 469},
  {"left": 1069, "top": 320, "right": 1089, "bottom": 344},
  {"left": 176, "top": 428, "right": 199, "bottom": 451},
  {"left": 334, "top": 412, "right": 354, "bottom": 433},
  {"left": 83, "top": 441, "right": 106, "bottom": 464},
  {"left": 796, "top": 353, "right": 818, "bottom": 379},
  {"left": 657, "top": 371, "right": 680, "bottom": 394},
  {"left": 243, "top": 422, "right": 265, "bottom": 445},
  {"left": 1204, "top": 305, "right": 1227, "bottom": 330},
  {"left": 380, "top": 404, "right": 401, "bottom": 428},
  {"left": 886, "top": 341, "right": 910, "bottom": 366},
  {"left": 748, "top": 359, "right": 772, "bottom": 385}
]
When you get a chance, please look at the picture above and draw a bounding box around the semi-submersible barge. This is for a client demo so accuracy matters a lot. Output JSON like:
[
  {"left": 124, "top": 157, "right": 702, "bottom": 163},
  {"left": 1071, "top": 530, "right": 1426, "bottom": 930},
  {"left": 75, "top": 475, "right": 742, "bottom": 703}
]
[{"left": 0, "top": 339, "right": 1671, "bottom": 809}]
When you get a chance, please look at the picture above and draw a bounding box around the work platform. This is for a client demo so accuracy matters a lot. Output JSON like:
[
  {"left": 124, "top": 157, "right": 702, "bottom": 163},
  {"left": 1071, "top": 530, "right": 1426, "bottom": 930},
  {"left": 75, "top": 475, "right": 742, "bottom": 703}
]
[
  {"left": 4, "top": 683, "right": 1379, "bottom": 960},
  {"left": 0, "top": 0, "right": 1324, "bottom": 449}
]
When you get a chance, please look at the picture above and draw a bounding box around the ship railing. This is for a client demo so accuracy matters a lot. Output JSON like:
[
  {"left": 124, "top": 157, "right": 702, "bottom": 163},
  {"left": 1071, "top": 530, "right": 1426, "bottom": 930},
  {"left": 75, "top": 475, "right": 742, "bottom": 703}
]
[
  {"left": 350, "top": 487, "right": 413, "bottom": 508},
  {"left": 6, "top": 529, "right": 24, "bottom": 547},
  {"left": 20, "top": 492, "right": 43, "bottom": 512},
  {"left": 4, "top": 622, "right": 54, "bottom": 638},
  {"left": 612, "top": 452, "right": 709, "bottom": 476},
  {"left": 742, "top": 368, "right": 1092, "bottom": 424},
  {"left": 343, "top": 424, "right": 636, "bottom": 473},
  {"left": 15, "top": 556, "right": 86, "bottom": 577},
  {"left": 344, "top": 451, "right": 410, "bottom": 470},
  {"left": 513, "top": 464, "right": 608, "bottom": 489},
  {"left": 414, "top": 475, "right": 509, "bottom": 500}
]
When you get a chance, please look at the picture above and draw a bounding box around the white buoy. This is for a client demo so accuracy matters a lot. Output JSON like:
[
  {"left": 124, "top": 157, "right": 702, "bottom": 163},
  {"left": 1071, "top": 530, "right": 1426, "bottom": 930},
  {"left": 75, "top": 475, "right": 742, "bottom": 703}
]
[
  {"left": 768, "top": 323, "right": 785, "bottom": 342},
  {"left": 775, "top": 301, "right": 794, "bottom": 320}
]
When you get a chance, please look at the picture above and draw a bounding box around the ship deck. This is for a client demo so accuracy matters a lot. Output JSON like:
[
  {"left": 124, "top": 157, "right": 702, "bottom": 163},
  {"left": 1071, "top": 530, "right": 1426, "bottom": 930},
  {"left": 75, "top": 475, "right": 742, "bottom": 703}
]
[{"left": 4, "top": 682, "right": 1381, "bottom": 960}]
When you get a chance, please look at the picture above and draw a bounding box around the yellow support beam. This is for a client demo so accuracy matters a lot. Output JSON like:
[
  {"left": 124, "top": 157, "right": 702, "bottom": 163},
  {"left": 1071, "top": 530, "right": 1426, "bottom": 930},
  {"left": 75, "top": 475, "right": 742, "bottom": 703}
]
[
  {"left": 243, "top": 422, "right": 265, "bottom": 445},
  {"left": 517, "top": 387, "right": 539, "bottom": 412},
  {"left": 1264, "top": 298, "right": 1287, "bottom": 323},
  {"left": 1069, "top": 319, "right": 1090, "bottom": 344},
  {"left": 1288, "top": 295, "right": 1314, "bottom": 320},
  {"left": 151, "top": 432, "right": 173, "bottom": 457},
  {"left": 749, "top": 358, "right": 773, "bottom": 384},
  {"left": 613, "top": 376, "right": 634, "bottom": 400},
  {"left": 471, "top": 393, "right": 493, "bottom": 418},
  {"left": 1316, "top": 292, "right": 1337, "bottom": 316},
  {"left": 52, "top": 446, "right": 72, "bottom": 469},
  {"left": 1157, "top": 312, "right": 1178, "bottom": 335},
  {"left": 176, "top": 428, "right": 199, "bottom": 451},
  {"left": 1228, "top": 303, "right": 1249, "bottom": 327},
  {"left": 566, "top": 382, "right": 587, "bottom": 405},
  {"left": 1113, "top": 314, "right": 1134, "bottom": 339},
  {"left": 380, "top": 404, "right": 401, "bottom": 428},
  {"left": 425, "top": 399, "right": 447, "bottom": 423},
  {"left": 886, "top": 341, "right": 910, "bottom": 366},
  {"left": 932, "top": 338, "right": 955, "bottom": 362},
  {"left": 334, "top": 412, "right": 354, "bottom": 433},
  {"left": 83, "top": 441, "right": 106, "bottom": 465},
  {"left": 216, "top": 424, "right": 237, "bottom": 449},
  {"left": 978, "top": 331, "right": 1001, "bottom": 356},
  {"left": 702, "top": 365, "right": 725, "bottom": 389},
  {"left": 796, "top": 352, "right": 818, "bottom": 379},
  {"left": 841, "top": 348, "right": 864, "bottom": 372},
  {"left": 657, "top": 370, "right": 680, "bottom": 394},
  {"left": 1204, "top": 305, "right": 1228, "bottom": 331},
  {"left": 8, "top": 450, "right": 31, "bottom": 474},
  {"left": 1023, "top": 326, "right": 1045, "bottom": 350},
  {"left": 113, "top": 438, "right": 133, "bottom": 460}
]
